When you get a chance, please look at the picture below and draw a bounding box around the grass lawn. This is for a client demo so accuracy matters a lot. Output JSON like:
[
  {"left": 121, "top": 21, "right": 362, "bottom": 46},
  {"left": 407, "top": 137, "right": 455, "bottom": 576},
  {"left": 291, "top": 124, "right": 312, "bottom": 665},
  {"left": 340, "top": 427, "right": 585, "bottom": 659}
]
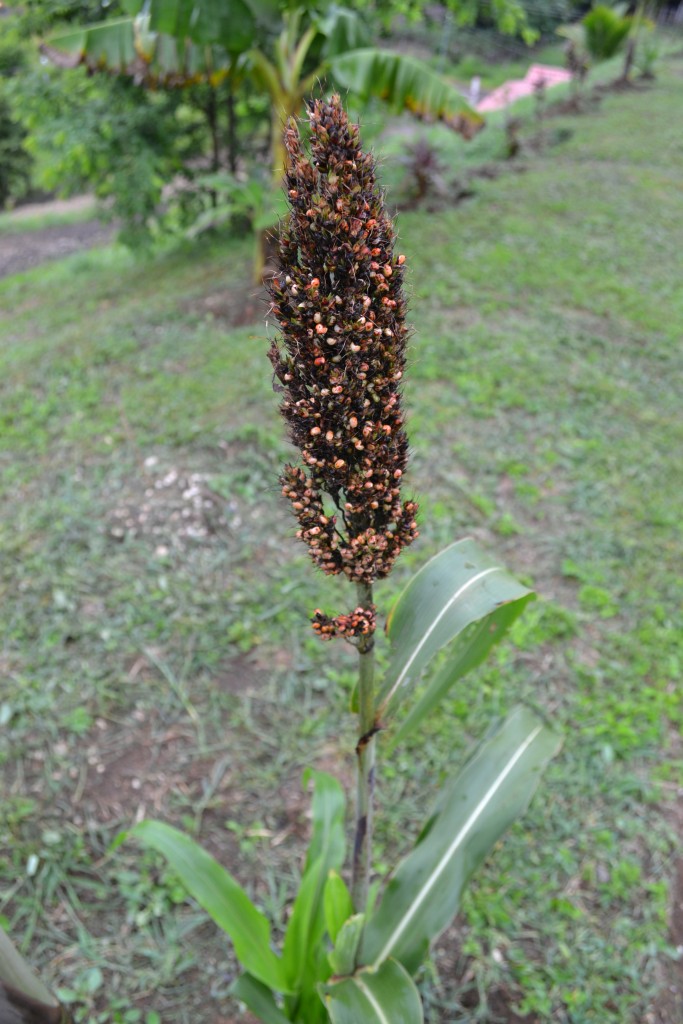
[{"left": 1, "top": 54, "right": 682, "bottom": 1024}]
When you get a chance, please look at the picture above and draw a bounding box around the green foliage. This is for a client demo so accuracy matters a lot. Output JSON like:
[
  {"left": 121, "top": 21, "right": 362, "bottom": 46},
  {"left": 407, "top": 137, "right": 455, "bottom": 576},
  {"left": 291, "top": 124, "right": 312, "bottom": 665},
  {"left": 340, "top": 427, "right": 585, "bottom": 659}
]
[
  {"left": 131, "top": 702, "right": 556, "bottom": 1024},
  {"left": 18, "top": 68, "right": 205, "bottom": 244},
  {"left": 359, "top": 708, "right": 561, "bottom": 975},
  {"left": 517, "top": 0, "right": 575, "bottom": 35},
  {"left": 39, "top": 0, "right": 483, "bottom": 255},
  {"left": 129, "top": 820, "right": 291, "bottom": 991},
  {"left": 187, "top": 173, "right": 287, "bottom": 238},
  {"left": 377, "top": 538, "right": 533, "bottom": 732},
  {"left": 0, "top": 20, "right": 33, "bottom": 208},
  {"left": 582, "top": 5, "right": 632, "bottom": 61},
  {"left": 323, "top": 958, "right": 423, "bottom": 1023},
  {"left": 0, "top": 97, "right": 32, "bottom": 209},
  {"left": 20, "top": 0, "right": 127, "bottom": 36}
]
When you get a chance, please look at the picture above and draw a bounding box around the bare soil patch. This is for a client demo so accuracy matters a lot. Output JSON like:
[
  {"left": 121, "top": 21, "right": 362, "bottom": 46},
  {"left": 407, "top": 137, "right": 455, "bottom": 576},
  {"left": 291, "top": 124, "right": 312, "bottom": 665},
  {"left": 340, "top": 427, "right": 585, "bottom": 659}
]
[
  {"left": 183, "top": 285, "right": 267, "bottom": 329},
  {"left": 0, "top": 219, "right": 116, "bottom": 279}
]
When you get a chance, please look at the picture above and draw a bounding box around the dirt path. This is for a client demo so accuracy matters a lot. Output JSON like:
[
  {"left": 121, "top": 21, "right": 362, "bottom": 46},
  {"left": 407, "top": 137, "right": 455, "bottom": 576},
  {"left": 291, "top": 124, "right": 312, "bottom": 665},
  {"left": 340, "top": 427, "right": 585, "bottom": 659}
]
[{"left": 0, "top": 220, "right": 116, "bottom": 279}]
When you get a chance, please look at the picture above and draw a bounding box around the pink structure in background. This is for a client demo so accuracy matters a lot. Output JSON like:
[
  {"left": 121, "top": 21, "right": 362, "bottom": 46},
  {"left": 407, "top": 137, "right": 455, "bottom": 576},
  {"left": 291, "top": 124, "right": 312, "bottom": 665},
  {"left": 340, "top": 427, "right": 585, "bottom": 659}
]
[{"left": 476, "top": 64, "right": 573, "bottom": 113}]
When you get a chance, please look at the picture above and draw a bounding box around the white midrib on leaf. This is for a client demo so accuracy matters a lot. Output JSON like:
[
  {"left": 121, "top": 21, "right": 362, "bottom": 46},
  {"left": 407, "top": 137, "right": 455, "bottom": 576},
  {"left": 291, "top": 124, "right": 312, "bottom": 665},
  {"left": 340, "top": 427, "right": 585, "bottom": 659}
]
[
  {"left": 371, "top": 723, "right": 543, "bottom": 967},
  {"left": 382, "top": 566, "right": 502, "bottom": 710},
  {"left": 354, "top": 974, "right": 392, "bottom": 1024}
]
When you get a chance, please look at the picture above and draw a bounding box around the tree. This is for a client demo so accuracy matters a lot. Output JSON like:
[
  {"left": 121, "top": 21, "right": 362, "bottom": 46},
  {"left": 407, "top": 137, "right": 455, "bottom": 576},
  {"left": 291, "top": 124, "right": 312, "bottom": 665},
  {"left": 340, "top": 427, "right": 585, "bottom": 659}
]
[
  {"left": 40, "top": 0, "right": 532, "bottom": 269},
  {"left": 0, "top": 19, "right": 33, "bottom": 208}
]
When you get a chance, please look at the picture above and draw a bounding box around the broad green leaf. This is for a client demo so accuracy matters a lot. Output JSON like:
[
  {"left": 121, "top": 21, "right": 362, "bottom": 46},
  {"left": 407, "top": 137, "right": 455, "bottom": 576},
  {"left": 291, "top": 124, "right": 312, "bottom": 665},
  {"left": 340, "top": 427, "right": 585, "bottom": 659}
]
[
  {"left": 282, "top": 772, "right": 346, "bottom": 991},
  {"left": 329, "top": 49, "right": 484, "bottom": 138},
  {"left": 232, "top": 973, "right": 290, "bottom": 1024},
  {"left": 0, "top": 929, "right": 60, "bottom": 1010},
  {"left": 360, "top": 707, "right": 561, "bottom": 975},
  {"left": 390, "top": 603, "right": 530, "bottom": 748},
  {"left": 583, "top": 7, "right": 632, "bottom": 61},
  {"left": 324, "top": 871, "right": 354, "bottom": 945},
  {"left": 377, "top": 538, "right": 534, "bottom": 722},
  {"left": 130, "top": 821, "right": 289, "bottom": 993},
  {"left": 42, "top": 18, "right": 233, "bottom": 87},
  {"left": 303, "top": 769, "right": 346, "bottom": 872},
  {"left": 147, "top": 0, "right": 257, "bottom": 54},
  {"left": 42, "top": 19, "right": 138, "bottom": 69},
  {"left": 322, "top": 958, "right": 423, "bottom": 1024},
  {"left": 317, "top": 6, "right": 366, "bottom": 59},
  {"left": 328, "top": 913, "right": 365, "bottom": 977}
]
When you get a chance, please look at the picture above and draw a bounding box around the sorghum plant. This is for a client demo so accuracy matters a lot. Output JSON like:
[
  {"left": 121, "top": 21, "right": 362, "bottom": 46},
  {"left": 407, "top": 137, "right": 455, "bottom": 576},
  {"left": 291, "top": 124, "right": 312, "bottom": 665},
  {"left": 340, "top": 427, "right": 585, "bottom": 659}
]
[
  {"left": 125, "top": 97, "right": 560, "bottom": 1023},
  {"left": 268, "top": 95, "right": 418, "bottom": 912}
]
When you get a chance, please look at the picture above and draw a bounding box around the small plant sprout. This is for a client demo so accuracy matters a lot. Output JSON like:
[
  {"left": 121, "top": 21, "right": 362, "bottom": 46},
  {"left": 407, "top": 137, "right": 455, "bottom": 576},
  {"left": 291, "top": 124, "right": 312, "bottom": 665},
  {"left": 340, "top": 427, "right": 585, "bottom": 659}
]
[{"left": 127, "top": 96, "right": 561, "bottom": 1023}]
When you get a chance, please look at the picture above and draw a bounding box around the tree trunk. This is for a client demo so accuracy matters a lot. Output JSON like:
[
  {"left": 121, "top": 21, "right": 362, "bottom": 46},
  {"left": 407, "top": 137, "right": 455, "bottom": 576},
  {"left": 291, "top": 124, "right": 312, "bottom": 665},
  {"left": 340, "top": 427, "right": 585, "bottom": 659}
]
[
  {"left": 620, "top": 36, "right": 636, "bottom": 83},
  {"left": 226, "top": 83, "right": 238, "bottom": 175},
  {"left": 254, "top": 97, "right": 298, "bottom": 282}
]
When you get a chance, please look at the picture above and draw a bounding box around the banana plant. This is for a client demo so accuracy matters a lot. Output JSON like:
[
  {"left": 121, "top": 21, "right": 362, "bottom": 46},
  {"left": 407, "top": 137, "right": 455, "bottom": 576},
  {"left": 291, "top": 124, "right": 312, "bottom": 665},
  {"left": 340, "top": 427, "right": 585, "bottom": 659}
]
[
  {"left": 40, "top": 0, "right": 486, "bottom": 275},
  {"left": 120, "top": 96, "right": 562, "bottom": 1023},
  {"left": 558, "top": 3, "right": 634, "bottom": 84}
]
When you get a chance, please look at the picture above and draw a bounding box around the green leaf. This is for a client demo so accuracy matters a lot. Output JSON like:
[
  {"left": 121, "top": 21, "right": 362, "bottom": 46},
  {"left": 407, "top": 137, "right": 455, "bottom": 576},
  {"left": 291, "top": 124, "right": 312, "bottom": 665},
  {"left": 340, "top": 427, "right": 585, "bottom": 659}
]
[
  {"left": 328, "top": 913, "right": 365, "bottom": 977},
  {"left": 360, "top": 707, "right": 562, "bottom": 975},
  {"left": 329, "top": 49, "right": 484, "bottom": 138},
  {"left": 232, "top": 973, "right": 290, "bottom": 1024},
  {"left": 583, "top": 6, "right": 632, "bottom": 61},
  {"left": 324, "top": 871, "right": 354, "bottom": 945},
  {"left": 42, "top": 19, "right": 137, "bottom": 68},
  {"left": 377, "top": 538, "right": 534, "bottom": 723},
  {"left": 42, "top": 17, "right": 233, "bottom": 87},
  {"left": 0, "top": 929, "right": 59, "bottom": 1009},
  {"left": 317, "top": 7, "right": 365, "bottom": 59},
  {"left": 390, "top": 606, "right": 530, "bottom": 748},
  {"left": 148, "top": 0, "right": 257, "bottom": 54},
  {"left": 282, "top": 772, "right": 346, "bottom": 991},
  {"left": 303, "top": 769, "right": 346, "bottom": 872},
  {"left": 322, "top": 958, "right": 423, "bottom": 1024},
  {"left": 130, "top": 821, "right": 289, "bottom": 993}
]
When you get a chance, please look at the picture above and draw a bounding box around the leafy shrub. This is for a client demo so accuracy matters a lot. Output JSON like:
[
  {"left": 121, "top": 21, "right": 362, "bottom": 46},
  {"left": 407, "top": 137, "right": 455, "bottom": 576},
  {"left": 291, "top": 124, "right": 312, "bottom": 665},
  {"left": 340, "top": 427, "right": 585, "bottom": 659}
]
[
  {"left": 518, "top": 0, "right": 576, "bottom": 35},
  {"left": 582, "top": 5, "right": 632, "bottom": 61},
  {"left": 0, "top": 19, "right": 33, "bottom": 208},
  {"left": 18, "top": 67, "right": 207, "bottom": 245},
  {"left": 0, "top": 96, "right": 32, "bottom": 208}
]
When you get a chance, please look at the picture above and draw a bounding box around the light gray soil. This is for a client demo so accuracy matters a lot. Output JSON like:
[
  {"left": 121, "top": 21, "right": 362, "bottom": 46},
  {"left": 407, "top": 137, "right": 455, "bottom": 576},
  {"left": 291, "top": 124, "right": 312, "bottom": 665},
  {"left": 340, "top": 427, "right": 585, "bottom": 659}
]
[{"left": 0, "top": 219, "right": 115, "bottom": 279}]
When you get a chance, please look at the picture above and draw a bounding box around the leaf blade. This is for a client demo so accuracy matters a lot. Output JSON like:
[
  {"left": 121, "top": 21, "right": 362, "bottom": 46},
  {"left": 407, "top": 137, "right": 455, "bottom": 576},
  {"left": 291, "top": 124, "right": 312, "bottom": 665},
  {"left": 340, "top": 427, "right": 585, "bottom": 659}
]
[
  {"left": 323, "top": 959, "right": 423, "bottom": 1024},
  {"left": 324, "top": 870, "right": 354, "bottom": 945},
  {"left": 390, "top": 600, "right": 530, "bottom": 747},
  {"left": 130, "top": 820, "right": 289, "bottom": 992},
  {"left": 281, "top": 771, "right": 346, "bottom": 990},
  {"left": 360, "top": 707, "right": 561, "bottom": 974},
  {"left": 232, "top": 974, "right": 290, "bottom": 1024},
  {"left": 329, "top": 49, "right": 483, "bottom": 138},
  {"left": 377, "top": 538, "right": 533, "bottom": 721}
]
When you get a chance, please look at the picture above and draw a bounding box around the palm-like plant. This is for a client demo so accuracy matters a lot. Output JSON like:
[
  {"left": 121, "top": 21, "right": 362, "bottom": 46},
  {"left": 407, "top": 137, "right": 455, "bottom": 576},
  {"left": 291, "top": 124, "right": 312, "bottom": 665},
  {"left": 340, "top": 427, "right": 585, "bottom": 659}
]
[
  {"left": 40, "top": 0, "right": 527, "bottom": 273},
  {"left": 42, "top": 0, "right": 489, "bottom": 178}
]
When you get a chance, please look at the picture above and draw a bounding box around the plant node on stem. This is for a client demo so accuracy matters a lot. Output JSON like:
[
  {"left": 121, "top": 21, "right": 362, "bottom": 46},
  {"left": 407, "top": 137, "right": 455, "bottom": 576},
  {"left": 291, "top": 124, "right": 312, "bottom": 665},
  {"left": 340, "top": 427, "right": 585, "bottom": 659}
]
[{"left": 352, "top": 580, "right": 376, "bottom": 912}]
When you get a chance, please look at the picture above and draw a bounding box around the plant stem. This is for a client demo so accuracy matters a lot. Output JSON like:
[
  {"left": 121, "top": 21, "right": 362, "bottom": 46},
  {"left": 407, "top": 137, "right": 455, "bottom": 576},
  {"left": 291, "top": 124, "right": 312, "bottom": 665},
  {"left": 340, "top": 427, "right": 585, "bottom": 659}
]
[{"left": 351, "top": 581, "right": 376, "bottom": 913}]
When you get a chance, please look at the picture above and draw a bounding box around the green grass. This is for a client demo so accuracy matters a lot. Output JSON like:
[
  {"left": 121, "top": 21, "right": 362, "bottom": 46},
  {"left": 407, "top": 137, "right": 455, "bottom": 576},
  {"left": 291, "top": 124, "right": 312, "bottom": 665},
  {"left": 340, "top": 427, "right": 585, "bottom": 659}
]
[
  {"left": 0, "top": 197, "right": 98, "bottom": 235},
  {"left": 1, "top": 54, "right": 683, "bottom": 1024}
]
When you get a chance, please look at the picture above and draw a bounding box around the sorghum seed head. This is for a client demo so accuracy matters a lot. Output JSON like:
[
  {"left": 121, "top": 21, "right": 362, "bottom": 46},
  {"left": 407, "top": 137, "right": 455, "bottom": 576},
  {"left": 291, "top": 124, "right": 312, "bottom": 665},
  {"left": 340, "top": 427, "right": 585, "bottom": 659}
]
[{"left": 268, "top": 95, "right": 419, "bottom": 636}]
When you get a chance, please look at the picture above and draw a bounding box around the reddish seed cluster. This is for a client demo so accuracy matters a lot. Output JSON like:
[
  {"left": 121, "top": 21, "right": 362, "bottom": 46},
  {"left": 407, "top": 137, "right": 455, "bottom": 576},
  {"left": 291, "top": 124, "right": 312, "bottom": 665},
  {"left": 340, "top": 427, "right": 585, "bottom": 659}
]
[
  {"left": 311, "top": 606, "right": 377, "bottom": 641},
  {"left": 269, "top": 95, "right": 419, "bottom": 619}
]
